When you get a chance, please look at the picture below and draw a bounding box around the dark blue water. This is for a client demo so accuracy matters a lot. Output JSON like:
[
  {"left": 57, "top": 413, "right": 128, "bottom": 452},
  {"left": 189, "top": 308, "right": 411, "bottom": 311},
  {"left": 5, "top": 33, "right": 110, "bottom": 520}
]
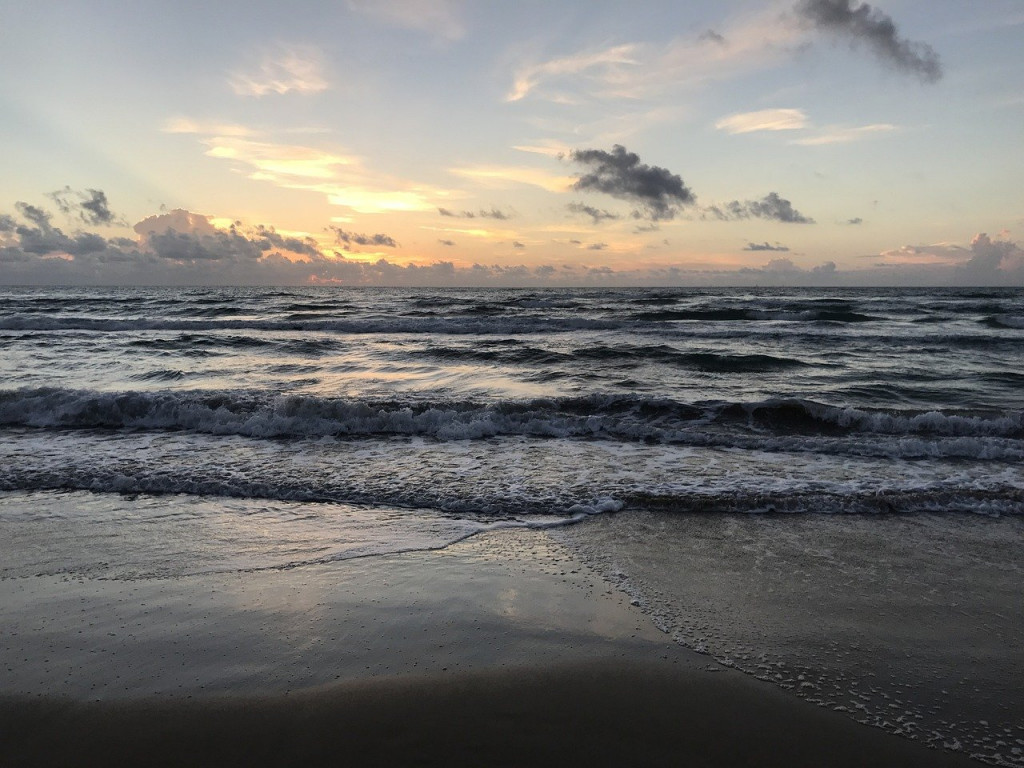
[{"left": 1, "top": 286, "right": 1021, "bottom": 520}]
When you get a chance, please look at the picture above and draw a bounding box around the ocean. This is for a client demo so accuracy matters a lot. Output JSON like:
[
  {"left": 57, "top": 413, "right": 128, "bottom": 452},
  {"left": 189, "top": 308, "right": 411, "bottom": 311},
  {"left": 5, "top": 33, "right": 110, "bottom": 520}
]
[{"left": 2, "top": 285, "right": 1022, "bottom": 763}]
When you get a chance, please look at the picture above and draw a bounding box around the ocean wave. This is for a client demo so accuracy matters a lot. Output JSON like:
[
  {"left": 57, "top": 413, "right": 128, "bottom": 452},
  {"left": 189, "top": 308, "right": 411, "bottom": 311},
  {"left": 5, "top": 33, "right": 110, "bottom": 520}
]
[
  {"left": 983, "top": 314, "right": 1024, "bottom": 330},
  {"left": 411, "top": 342, "right": 809, "bottom": 371},
  {"left": 1, "top": 468, "right": 1019, "bottom": 518},
  {"left": 632, "top": 308, "right": 880, "bottom": 323},
  {"left": 0, "top": 314, "right": 621, "bottom": 335},
  {"left": 579, "top": 345, "right": 811, "bottom": 371},
  {"left": 127, "top": 369, "right": 188, "bottom": 382},
  {"left": 1, "top": 388, "right": 1020, "bottom": 459}
]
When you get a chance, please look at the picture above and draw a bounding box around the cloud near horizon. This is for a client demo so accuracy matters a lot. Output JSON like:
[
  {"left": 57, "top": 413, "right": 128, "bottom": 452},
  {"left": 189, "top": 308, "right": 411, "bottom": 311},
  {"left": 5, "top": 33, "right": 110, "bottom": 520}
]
[
  {"left": 2, "top": 193, "right": 1021, "bottom": 287},
  {"left": 877, "top": 233, "right": 1024, "bottom": 283}
]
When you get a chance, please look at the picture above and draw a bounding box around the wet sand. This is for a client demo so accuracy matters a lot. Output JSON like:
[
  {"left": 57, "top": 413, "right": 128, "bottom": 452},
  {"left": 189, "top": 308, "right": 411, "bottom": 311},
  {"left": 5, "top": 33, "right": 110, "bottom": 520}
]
[
  {"left": 1, "top": 659, "right": 979, "bottom": 768},
  {"left": 0, "top": 529, "right": 979, "bottom": 766}
]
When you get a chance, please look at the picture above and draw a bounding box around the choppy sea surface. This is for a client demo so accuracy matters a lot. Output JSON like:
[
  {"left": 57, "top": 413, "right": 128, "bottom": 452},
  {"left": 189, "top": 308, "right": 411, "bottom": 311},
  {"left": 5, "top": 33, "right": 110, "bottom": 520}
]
[{"left": 2, "top": 286, "right": 1022, "bottom": 763}]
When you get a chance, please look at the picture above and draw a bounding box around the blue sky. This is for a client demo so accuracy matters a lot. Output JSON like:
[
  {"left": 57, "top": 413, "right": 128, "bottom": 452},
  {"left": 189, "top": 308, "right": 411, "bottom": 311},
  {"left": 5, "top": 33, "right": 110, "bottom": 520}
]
[{"left": 1, "top": 0, "right": 1022, "bottom": 285}]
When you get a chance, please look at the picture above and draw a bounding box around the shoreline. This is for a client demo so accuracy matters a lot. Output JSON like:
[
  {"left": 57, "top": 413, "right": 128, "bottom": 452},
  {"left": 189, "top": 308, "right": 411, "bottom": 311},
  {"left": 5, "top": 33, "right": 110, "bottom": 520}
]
[{"left": 0, "top": 525, "right": 987, "bottom": 766}]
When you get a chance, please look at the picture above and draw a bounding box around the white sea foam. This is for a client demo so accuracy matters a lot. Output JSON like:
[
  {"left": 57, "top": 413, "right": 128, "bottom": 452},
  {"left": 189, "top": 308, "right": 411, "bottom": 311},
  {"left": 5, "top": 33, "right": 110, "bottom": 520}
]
[{"left": 1, "top": 429, "right": 1021, "bottom": 516}]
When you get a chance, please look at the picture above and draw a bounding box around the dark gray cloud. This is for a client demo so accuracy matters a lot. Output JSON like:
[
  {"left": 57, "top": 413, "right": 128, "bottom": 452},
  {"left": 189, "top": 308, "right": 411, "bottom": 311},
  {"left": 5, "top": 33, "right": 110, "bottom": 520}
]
[
  {"left": 569, "top": 145, "right": 696, "bottom": 221},
  {"left": 513, "top": 241, "right": 525, "bottom": 249},
  {"left": 146, "top": 228, "right": 261, "bottom": 261},
  {"left": 796, "top": 0, "right": 942, "bottom": 82},
  {"left": 707, "top": 193, "right": 815, "bottom": 224},
  {"left": 587, "top": 242, "right": 608, "bottom": 251},
  {"left": 847, "top": 217, "right": 864, "bottom": 225},
  {"left": 330, "top": 226, "right": 399, "bottom": 249},
  {"left": 437, "top": 207, "right": 512, "bottom": 220},
  {"left": 15, "top": 202, "right": 52, "bottom": 229},
  {"left": 11, "top": 201, "right": 113, "bottom": 256},
  {"left": 566, "top": 202, "right": 620, "bottom": 224},
  {"left": 744, "top": 241, "right": 791, "bottom": 252},
  {"left": 699, "top": 29, "right": 726, "bottom": 45},
  {"left": 80, "top": 189, "right": 117, "bottom": 225},
  {"left": 438, "top": 239, "right": 455, "bottom": 246},
  {"left": 47, "top": 187, "right": 121, "bottom": 226},
  {"left": 250, "top": 225, "right": 322, "bottom": 258}
]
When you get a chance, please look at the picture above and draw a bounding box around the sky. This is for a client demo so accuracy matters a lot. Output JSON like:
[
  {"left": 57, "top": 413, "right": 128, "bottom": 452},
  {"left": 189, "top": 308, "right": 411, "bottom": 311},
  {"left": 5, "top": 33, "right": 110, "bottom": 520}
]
[{"left": 1, "top": 0, "right": 1022, "bottom": 286}]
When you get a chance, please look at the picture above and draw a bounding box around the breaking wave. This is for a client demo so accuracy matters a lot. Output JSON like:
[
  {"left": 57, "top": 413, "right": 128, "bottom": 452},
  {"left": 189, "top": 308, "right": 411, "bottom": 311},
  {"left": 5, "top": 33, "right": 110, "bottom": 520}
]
[{"left": 1, "top": 387, "right": 1020, "bottom": 460}]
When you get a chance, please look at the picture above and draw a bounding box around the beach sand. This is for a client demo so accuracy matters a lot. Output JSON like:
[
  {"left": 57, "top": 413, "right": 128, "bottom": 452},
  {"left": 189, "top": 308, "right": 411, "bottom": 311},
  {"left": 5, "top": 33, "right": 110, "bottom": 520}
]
[{"left": 0, "top": 527, "right": 979, "bottom": 767}]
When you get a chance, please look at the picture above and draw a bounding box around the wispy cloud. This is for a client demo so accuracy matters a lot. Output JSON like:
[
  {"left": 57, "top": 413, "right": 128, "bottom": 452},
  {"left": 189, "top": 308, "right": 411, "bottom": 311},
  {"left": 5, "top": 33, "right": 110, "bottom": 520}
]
[
  {"left": 347, "top": 0, "right": 465, "bottom": 42},
  {"left": 506, "top": 7, "right": 802, "bottom": 105},
  {"left": 421, "top": 225, "right": 518, "bottom": 240},
  {"left": 791, "top": 123, "right": 896, "bottom": 145},
  {"left": 204, "top": 137, "right": 354, "bottom": 180},
  {"left": 506, "top": 44, "right": 638, "bottom": 102},
  {"left": 715, "top": 108, "right": 897, "bottom": 145},
  {"left": 185, "top": 128, "right": 456, "bottom": 214},
  {"left": 715, "top": 108, "right": 808, "bottom": 134},
  {"left": 512, "top": 140, "right": 574, "bottom": 158},
  {"left": 228, "top": 44, "right": 329, "bottom": 97},
  {"left": 450, "top": 165, "right": 574, "bottom": 193},
  {"left": 162, "top": 118, "right": 254, "bottom": 137}
]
